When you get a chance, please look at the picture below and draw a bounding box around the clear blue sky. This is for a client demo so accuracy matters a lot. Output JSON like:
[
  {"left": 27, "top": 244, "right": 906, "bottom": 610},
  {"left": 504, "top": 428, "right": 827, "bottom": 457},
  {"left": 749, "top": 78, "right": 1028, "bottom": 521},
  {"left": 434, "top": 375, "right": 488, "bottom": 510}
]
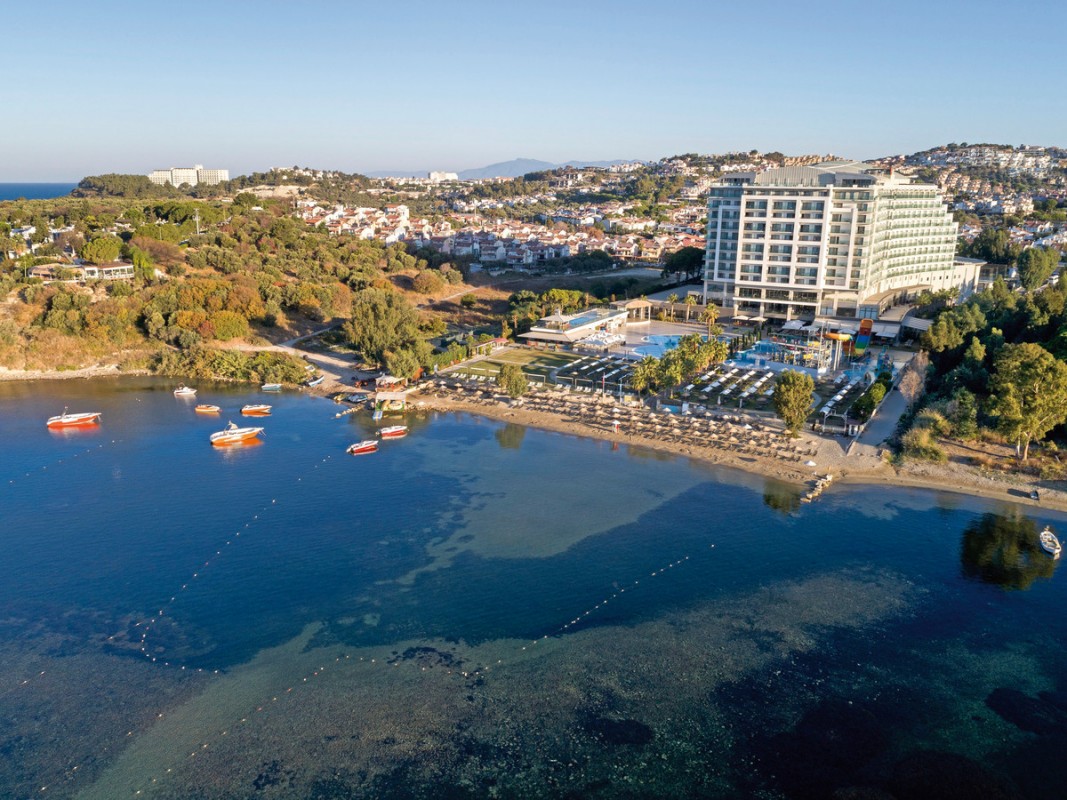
[{"left": 4, "top": 0, "right": 1063, "bottom": 181}]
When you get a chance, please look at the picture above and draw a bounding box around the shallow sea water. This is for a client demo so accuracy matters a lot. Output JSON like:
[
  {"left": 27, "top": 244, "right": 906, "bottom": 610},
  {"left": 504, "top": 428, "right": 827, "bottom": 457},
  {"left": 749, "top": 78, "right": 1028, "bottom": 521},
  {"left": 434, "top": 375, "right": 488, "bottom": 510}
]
[{"left": 1, "top": 377, "right": 1065, "bottom": 798}]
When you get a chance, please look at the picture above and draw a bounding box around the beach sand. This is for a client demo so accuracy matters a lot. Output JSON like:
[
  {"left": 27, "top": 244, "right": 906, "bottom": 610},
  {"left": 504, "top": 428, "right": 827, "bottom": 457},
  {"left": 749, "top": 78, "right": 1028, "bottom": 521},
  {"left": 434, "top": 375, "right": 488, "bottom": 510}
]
[{"left": 407, "top": 381, "right": 1067, "bottom": 514}]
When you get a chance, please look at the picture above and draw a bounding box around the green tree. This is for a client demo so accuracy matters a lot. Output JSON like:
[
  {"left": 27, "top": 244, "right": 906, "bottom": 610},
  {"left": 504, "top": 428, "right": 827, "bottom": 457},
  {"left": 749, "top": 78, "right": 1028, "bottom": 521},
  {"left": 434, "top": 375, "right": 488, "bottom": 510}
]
[
  {"left": 987, "top": 342, "right": 1067, "bottom": 461},
  {"left": 666, "top": 293, "right": 679, "bottom": 321},
  {"left": 343, "top": 288, "right": 421, "bottom": 366},
  {"left": 947, "top": 388, "right": 979, "bottom": 440},
  {"left": 412, "top": 270, "right": 444, "bottom": 294},
  {"left": 79, "top": 236, "right": 122, "bottom": 264},
  {"left": 497, "top": 363, "right": 528, "bottom": 398},
  {"left": 1017, "top": 247, "right": 1061, "bottom": 292},
  {"left": 209, "top": 310, "right": 250, "bottom": 341},
  {"left": 658, "top": 353, "right": 684, "bottom": 397},
  {"left": 661, "top": 246, "right": 704, "bottom": 281},
  {"left": 384, "top": 346, "right": 421, "bottom": 380},
  {"left": 630, "top": 356, "right": 660, "bottom": 396},
  {"left": 683, "top": 294, "right": 697, "bottom": 322},
  {"left": 700, "top": 303, "right": 721, "bottom": 337},
  {"left": 771, "top": 370, "right": 815, "bottom": 436}
]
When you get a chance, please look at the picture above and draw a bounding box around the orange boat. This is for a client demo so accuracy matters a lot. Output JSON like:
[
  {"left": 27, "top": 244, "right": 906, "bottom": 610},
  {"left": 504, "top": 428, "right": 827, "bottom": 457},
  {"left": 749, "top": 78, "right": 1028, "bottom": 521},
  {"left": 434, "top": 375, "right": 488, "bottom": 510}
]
[
  {"left": 195, "top": 404, "right": 221, "bottom": 414},
  {"left": 241, "top": 404, "right": 272, "bottom": 416},
  {"left": 46, "top": 410, "right": 101, "bottom": 429},
  {"left": 210, "top": 422, "right": 264, "bottom": 446}
]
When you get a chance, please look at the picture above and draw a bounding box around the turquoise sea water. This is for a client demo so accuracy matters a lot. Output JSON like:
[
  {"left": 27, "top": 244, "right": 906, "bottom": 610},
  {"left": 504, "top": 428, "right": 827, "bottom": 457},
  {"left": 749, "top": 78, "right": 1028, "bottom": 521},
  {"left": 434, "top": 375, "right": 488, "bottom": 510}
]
[
  {"left": 2, "top": 377, "right": 1066, "bottom": 798},
  {"left": 0, "top": 183, "right": 77, "bottom": 201}
]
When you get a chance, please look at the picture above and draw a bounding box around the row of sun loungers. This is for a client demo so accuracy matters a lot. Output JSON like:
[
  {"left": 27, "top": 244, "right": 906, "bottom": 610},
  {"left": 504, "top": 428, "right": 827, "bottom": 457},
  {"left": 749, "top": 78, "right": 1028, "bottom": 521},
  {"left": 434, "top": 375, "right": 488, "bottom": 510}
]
[{"left": 820, "top": 379, "right": 861, "bottom": 414}]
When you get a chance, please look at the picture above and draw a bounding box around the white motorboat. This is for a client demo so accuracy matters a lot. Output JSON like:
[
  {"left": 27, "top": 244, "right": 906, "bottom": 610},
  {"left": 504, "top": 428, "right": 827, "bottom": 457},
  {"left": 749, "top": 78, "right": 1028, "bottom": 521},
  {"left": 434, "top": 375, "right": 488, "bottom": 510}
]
[
  {"left": 174, "top": 385, "right": 197, "bottom": 397},
  {"left": 1039, "top": 526, "right": 1061, "bottom": 559},
  {"left": 210, "top": 421, "right": 264, "bottom": 446},
  {"left": 46, "top": 409, "right": 102, "bottom": 428}
]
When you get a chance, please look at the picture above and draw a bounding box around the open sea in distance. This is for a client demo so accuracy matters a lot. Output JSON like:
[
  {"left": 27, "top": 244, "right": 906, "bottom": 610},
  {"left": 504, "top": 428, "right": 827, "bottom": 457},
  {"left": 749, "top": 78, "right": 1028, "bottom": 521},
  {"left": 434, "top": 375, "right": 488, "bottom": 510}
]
[
  {"left": 2, "top": 376, "right": 1066, "bottom": 798},
  {"left": 0, "top": 182, "right": 77, "bottom": 201}
]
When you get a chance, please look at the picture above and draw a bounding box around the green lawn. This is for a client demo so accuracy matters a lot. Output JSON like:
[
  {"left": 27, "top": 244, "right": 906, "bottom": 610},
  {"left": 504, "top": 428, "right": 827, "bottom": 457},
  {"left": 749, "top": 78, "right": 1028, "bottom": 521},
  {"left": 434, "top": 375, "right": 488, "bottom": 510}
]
[{"left": 444, "top": 346, "right": 584, "bottom": 381}]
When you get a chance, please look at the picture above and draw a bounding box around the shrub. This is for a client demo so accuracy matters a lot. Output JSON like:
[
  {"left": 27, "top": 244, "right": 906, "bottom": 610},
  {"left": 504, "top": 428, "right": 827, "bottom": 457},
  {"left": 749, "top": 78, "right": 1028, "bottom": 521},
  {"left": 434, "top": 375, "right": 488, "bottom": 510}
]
[
  {"left": 210, "top": 310, "right": 250, "bottom": 341},
  {"left": 946, "top": 388, "right": 978, "bottom": 440},
  {"left": 914, "top": 409, "right": 951, "bottom": 436},
  {"left": 412, "top": 270, "right": 445, "bottom": 295},
  {"left": 851, "top": 382, "right": 887, "bottom": 421},
  {"left": 901, "top": 428, "right": 947, "bottom": 462}
]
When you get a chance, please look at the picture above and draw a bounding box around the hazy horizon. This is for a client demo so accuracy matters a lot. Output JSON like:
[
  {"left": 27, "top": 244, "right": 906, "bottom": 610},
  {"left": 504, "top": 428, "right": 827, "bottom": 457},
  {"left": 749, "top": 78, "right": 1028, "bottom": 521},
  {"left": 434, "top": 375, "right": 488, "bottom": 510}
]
[{"left": 3, "top": 0, "right": 1065, "bottom": 181}]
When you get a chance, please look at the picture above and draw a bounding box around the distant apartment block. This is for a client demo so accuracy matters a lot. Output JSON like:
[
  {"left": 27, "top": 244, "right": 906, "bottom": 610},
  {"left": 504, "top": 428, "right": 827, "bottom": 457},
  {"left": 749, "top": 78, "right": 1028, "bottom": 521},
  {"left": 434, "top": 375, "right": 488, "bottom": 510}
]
[
  {"left": 147, "top": 165, "right": 230, "bottom": 187},
  {"left": 427, "top": 171, "right": 459, "bottom": 183},
  {"left": 703, "top": 162, "right": 967, "bottom": 321}
]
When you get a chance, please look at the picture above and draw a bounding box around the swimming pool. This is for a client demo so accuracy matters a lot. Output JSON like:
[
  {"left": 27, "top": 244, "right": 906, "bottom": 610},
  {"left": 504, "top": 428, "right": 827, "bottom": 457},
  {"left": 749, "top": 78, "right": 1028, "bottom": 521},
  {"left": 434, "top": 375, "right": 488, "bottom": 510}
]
[{"left": 633, "top": 334, "right": 708, "bottom": 359}]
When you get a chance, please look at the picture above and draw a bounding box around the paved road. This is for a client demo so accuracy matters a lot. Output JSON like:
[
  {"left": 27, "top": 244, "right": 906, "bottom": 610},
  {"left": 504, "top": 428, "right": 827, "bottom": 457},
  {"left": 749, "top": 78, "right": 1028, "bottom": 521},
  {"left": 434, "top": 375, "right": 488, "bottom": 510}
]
[{"left": 855, "top": 383, "right": 909, "bottom": 450}]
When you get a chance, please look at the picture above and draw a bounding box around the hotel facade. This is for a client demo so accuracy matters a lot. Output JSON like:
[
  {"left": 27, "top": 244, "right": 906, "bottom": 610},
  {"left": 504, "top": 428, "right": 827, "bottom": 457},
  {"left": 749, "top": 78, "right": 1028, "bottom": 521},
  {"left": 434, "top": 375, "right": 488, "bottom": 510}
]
[
  {"left": 702, "top": 162, "right": 969, "bottom": 321},
  {"left": 147, "top": 165, "right": 230, "bottom": 187}
]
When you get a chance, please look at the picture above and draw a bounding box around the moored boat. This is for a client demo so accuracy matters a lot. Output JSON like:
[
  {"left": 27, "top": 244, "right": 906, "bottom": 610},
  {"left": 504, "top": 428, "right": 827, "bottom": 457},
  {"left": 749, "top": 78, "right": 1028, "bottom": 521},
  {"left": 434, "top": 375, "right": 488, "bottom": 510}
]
[
  {"left": 174, "top": 384, "right": 197, "bottom": 397},
  {"left": 195, "top": 404, "right": 221, "bottom": 414},
  {"left": 377, "top": 425, "right": 408, "bottom": 439},
  {"left": 241, "top": 404, "right": 272, "bottom": 416},
  {"left": 210, "top": 421, "right": 264, "bottom": 446},
  {"left": 1039, "top": 526, "right": 1062, "bottom": 559},
  {"left": 46, "top": 410, "right": 101, "bottom": 428},
  {"left": 306, "top": 375, "right": 325, "bottom": 387},
  {"left": 347, "top": 440, "right": 379, "bottom": 455},
  {"left": 261, "top": 383, "right": 282, "bottom": 392}
]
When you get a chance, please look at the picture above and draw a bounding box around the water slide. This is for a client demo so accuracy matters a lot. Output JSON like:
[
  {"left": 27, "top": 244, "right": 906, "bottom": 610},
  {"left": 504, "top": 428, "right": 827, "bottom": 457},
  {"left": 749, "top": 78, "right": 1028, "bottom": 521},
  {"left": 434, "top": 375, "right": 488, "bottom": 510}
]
[{"left": 851, "top": 318, "right": 874, "bottom": 357}]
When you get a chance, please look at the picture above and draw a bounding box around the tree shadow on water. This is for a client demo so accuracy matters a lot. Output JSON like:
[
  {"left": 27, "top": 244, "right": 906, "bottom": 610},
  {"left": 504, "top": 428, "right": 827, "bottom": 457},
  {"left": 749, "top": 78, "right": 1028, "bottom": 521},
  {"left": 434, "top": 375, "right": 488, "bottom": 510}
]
[{"left": 960, "top": 510, "right": 1057, "bottom": 591}]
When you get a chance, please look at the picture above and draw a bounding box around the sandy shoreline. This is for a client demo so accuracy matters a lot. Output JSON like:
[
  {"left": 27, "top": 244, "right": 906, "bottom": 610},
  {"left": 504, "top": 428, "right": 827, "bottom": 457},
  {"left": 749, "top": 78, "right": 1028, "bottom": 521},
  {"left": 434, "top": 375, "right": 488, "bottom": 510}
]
[
  {"left": 408, "top": 382, "right": 1067, "bottom": 514},
  {"left": 4, "top": 364, "right": 1065, "bottom": 514}
]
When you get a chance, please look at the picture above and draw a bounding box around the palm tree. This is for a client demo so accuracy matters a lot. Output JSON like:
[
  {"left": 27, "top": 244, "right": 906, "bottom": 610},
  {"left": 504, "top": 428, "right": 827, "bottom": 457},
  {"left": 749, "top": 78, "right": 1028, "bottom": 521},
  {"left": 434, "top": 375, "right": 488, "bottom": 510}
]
[
  {"left": 666, "top": 293, "right": 679, "bottom": 321},
  {"left": 684, "top": 294, "right": 697, "bottom": 323},
  {"left": 630, "top": 356, "right": 660, "bottom": 396},
  {"left": 660, "top": 355, "right": 684, "bottom": 399},
  {"left": 701, "top": 303, "right": 721, "bottom": 337}
]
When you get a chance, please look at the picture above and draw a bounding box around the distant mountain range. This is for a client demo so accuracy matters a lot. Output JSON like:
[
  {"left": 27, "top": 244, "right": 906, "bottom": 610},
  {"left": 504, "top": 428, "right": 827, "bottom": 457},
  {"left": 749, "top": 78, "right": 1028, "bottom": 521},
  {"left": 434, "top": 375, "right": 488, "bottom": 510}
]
[{"left": 365, "top": 158, "right": 636, "bottom": 181}]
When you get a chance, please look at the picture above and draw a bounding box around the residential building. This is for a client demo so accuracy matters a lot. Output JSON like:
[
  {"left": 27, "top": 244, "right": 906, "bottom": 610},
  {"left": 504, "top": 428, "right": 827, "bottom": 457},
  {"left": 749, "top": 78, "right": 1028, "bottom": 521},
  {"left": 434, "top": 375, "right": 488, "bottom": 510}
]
[
  {"left": 703, "top": 162, "right": 963, "bottom": 321},
  {"left": 148, "top": 165, "right": 230, "bottom": 187}
]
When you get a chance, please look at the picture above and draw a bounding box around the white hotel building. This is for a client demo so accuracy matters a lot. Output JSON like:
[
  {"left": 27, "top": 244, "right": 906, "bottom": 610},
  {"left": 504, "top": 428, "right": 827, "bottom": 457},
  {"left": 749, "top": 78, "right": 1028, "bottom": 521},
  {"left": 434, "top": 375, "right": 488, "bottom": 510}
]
[
  {"left": 703, "top": 162, "right": 972, "bottom": 322},
  {"left": 147, "top": 165, "right": 230, "bottom": 187}
]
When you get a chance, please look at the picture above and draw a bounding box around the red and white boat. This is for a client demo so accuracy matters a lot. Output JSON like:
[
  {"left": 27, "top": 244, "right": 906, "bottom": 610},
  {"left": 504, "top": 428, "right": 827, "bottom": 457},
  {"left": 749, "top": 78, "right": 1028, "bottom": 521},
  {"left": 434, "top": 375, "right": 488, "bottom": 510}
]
[
  {"left": 173, "top": 385, "right": 197, "bottom": 397},
  {"left": 347, "top": 440, "right": 379, "bottom": 455},
  {"left": 377, "top": 425, "right": 408, "bottom": 439},
  {"left": 241, "top": 404, "right": 272, "bottom": 416},
  {"left": 195, "top": 404, "right": 221, "bottom": 414},
  {"left": 46, "top": 410, "right": 101, "bottom": 429},
  {"left": 210, "top": 422, "right": 264, "bottom": 446}
]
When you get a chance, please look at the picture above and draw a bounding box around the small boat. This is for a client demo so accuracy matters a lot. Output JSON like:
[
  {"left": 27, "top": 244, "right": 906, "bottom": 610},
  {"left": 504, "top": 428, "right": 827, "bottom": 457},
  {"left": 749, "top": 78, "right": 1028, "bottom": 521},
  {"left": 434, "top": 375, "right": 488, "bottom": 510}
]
[
  {"left": 1030, "top": 489, "right": 1040, "bottom": 501},
  {"left": 241, "top": 404, "right": 272, "bottom": 416},
  {"left": 347, "top": 440, "right": 379, "bottom": 455},
  {"left": 306, "top": 375, "right": 325, "bottom": 387},
  {"left": 195, "top": 404, "right": 221, "bottom": 414},
  {"left": 261, "top": 383, "right": 282, "bottom": 392},
  {"left": 377, "top": 425, "right": 408, "bottom": 439},
  {"left": 210, "top": 421, "right": 264, "bottom": 446},
  {"left": 1039, "top": 526, "right": 1062, "bottom": 559},
  {"left": 46, "top": 409, "right": 101, "bottom": 428},
  {"left": 174, "top": 385, "right": 197, "bottom": 397}
]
